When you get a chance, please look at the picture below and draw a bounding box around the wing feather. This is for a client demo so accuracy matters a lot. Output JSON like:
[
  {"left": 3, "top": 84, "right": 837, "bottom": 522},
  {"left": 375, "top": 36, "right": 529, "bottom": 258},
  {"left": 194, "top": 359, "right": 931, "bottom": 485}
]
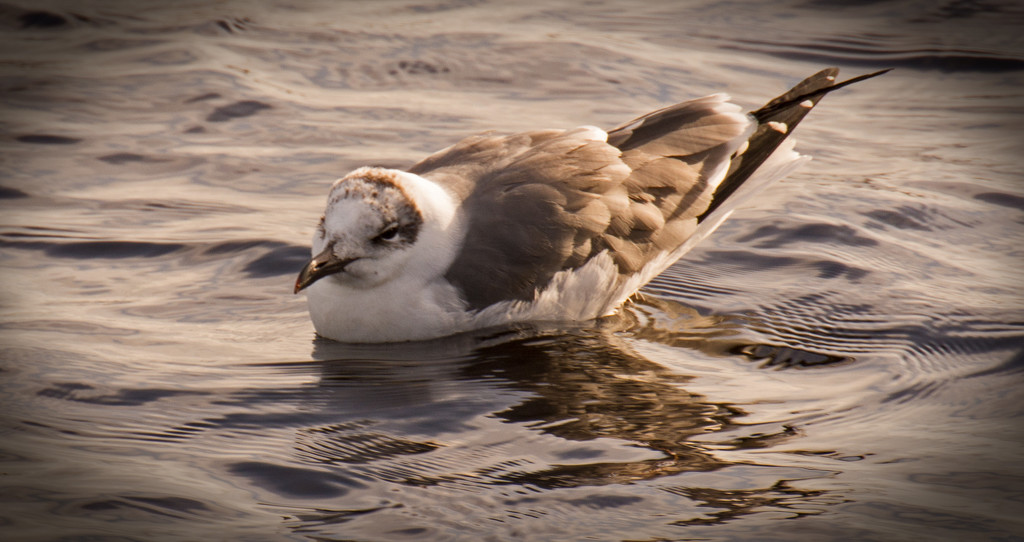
[
  {"left": 405, "top": 68, "right": 887, "bottom": 310},
  {"left": 410, "top": 101, "right": 746, "bottom": 309}
]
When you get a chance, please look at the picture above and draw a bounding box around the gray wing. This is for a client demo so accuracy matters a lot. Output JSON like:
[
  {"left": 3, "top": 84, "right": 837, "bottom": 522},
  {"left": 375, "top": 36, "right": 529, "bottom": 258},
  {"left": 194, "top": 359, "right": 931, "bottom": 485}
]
[
  {"left": 408, "top": 98, "right": 748, "bottom": 310},
  {"left": 409, "top": 68, "right": 888, "bottom": 310}
]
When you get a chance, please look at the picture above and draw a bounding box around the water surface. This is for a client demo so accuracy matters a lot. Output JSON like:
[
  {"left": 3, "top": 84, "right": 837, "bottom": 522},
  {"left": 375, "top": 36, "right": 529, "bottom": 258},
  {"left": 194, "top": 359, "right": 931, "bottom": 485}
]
[{"left": 2, "top": 1, "right": 1022, "bottom": 540}]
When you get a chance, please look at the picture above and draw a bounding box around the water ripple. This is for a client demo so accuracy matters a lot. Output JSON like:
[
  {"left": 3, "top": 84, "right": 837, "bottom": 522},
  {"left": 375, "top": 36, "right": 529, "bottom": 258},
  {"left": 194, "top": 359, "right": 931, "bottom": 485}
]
[
  {"left": 723, "top": 38, "right": 1024, "bottom": 72},
  {"left": 2, "top": 1, "right": 1021, "bottom": 539}
]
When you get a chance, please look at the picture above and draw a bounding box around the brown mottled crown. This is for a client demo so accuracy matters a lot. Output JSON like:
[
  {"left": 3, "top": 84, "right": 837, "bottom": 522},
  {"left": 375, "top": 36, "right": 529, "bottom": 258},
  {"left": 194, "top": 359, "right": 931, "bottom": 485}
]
[{"left": 329, "top": 168, "right": 424, "bottom": 246}]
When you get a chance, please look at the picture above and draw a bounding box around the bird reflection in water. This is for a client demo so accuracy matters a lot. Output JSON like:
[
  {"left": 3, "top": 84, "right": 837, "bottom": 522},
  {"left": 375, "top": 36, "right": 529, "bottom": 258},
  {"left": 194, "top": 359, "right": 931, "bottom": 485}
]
[{"left": 287, "top": 298, "right": 846, "bottom": 532}]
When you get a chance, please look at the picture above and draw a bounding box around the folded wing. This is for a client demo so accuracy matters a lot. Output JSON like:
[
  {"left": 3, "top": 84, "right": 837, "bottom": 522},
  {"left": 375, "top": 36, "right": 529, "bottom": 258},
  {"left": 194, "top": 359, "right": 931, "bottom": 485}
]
[{"left": 409, "top": 68, "right": 888, "bottom": 311}]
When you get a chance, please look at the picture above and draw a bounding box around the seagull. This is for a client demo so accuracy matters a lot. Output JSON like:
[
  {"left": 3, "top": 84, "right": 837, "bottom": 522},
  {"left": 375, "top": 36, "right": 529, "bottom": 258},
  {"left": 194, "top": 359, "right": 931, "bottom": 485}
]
[{"left": 295, "top": 67, "right": 888, "bottom": 343}]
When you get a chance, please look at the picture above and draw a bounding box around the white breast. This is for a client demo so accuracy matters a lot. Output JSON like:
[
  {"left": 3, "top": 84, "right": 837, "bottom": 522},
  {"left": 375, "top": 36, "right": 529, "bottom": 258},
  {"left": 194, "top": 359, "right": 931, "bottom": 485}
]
[
  {"left": 306, "top": 248, "right": 626, "bottom": 343},
  {"left": 305, "top": 272, "right": 471, "bottom": 342}
]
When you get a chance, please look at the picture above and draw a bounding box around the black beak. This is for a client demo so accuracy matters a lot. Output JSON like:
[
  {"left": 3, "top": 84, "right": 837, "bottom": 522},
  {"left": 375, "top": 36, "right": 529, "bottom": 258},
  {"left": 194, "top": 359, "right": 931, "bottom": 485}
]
[{"left": 294, "top": 246, "right": 355, "bottom": 293}]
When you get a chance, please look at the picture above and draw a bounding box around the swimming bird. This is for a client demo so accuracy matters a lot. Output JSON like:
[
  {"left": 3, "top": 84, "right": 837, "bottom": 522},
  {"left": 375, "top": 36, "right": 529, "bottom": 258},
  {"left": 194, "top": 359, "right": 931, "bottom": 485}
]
[{"left": 295, "top": 68, "right": 888, "bottom": 343}]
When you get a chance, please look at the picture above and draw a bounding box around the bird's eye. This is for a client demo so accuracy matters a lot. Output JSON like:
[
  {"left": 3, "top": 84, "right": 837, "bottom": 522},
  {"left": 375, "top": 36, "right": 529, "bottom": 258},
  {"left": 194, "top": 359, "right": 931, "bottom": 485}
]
[{"left": 373, "top": 225, "right": 400, "bottom": 243}]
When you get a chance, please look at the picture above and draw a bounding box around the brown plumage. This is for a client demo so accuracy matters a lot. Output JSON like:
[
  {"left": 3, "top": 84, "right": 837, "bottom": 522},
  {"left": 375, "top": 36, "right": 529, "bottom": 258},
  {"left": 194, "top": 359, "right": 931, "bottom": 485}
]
[{"left": 405, "top": 68, "right": 889, "bottom": 310}]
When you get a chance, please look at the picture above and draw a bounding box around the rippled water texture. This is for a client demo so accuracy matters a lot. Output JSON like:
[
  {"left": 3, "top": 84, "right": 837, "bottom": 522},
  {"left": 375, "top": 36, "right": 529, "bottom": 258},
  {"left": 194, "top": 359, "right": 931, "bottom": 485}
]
[{"left": 2, "top": 1, "right": 1023, "bottom": 540}]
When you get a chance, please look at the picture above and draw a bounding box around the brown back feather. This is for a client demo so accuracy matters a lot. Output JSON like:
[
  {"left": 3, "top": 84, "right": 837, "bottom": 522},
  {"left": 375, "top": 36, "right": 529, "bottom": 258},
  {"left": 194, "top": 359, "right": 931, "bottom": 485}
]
[
  {"left": 410, "top": 101, "right": 747, "bottom": 309},
  {"left": 408, "top": 69, "right": 888, "bottom": 310}
]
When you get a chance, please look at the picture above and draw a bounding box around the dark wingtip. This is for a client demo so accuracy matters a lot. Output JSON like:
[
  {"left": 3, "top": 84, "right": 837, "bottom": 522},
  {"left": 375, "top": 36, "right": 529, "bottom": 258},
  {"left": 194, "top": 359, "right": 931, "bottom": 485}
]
[
  {"left": 697, "top": 68, "right": 891, "bottom": 222},
  {"left": 752, "top": 68, "right": 892, "bottom": 122}
]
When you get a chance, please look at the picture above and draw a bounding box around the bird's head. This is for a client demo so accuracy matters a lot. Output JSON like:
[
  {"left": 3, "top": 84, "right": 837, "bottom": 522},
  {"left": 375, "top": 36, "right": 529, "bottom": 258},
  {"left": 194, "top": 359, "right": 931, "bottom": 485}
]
[{"left": 295, "top": 167, "right": 460, "bottom": 293}]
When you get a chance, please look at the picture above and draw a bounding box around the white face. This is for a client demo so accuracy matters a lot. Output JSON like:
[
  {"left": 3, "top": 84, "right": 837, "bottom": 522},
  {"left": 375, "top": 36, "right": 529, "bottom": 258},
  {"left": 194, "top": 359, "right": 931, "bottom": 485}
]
[
  {"left": 297, "top": 166, "right": 463, "bottom": 297},
  {"left": 311, "top": 172, "right": 425, "bottom": 288}
]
